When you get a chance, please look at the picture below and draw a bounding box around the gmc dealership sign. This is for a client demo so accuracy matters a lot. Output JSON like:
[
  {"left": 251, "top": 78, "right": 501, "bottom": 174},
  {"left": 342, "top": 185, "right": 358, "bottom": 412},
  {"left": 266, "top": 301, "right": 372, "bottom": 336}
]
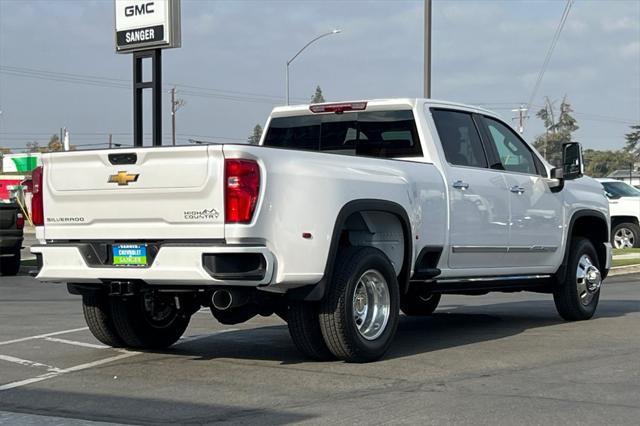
[{"left": 114, "top": 0, "right": 181, "bottom": 52}]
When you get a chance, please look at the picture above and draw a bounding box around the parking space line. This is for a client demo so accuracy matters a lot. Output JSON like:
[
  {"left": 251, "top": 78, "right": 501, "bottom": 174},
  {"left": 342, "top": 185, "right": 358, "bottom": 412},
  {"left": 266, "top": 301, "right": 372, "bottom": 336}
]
[
  {"left": 44, "top": 337, "right": 108, "bottom": 349},
  {"left": 0, "top": 352, "right": 139, "bottom": 392},
  {"left": 0, "top": 329, "right": 237, "bottom": 392},
  {"left": 0, "top": 327, "right": 89, "bottom": 347},
  {"left": 0, "top": 355, "right": 63, "bottom": 373}
]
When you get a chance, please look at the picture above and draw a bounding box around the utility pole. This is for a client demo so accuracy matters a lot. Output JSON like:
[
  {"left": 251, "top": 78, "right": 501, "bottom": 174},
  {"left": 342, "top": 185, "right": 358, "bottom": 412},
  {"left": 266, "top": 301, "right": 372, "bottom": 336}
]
[
  {"left": 170, "top": 87, "right": 185, "bottom": 146},
  {"left": 424, "top": 0, "right": 432, "bottom": 98},
  {"left": 511, "top": 105, "right": 529, "bottom": 134},
  {"left": 108, "top": 133, "right": 113, "bottom": 149}
]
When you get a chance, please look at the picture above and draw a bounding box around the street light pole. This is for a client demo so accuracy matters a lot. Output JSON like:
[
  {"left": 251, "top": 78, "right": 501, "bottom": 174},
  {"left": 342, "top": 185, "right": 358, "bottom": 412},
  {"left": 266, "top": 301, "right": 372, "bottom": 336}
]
[
  {"left": 286, "top": 29, "right": 342, "bottom": 105},
  {"left": 424, "top": 0, "right": 432, "bottom": 98}
]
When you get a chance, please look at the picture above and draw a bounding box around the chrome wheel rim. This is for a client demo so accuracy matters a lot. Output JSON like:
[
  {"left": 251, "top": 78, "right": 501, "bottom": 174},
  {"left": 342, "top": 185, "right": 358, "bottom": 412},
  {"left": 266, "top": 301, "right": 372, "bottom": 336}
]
[
  {"left": 576, "top": 254, "right": 601, "bottom": 306},
  {"left": 613, "top": 228, "right": 635, "bottom": 249},
  {"left": 352, "top": 269, "right": 390, "bottom": 341}
]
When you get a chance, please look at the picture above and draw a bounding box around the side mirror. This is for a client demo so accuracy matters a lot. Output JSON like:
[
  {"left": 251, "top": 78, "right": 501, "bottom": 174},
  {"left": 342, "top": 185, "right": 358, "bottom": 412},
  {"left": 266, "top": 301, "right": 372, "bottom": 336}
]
[{"left": 562, "top": 142, "right": 584, "bottom": 180}]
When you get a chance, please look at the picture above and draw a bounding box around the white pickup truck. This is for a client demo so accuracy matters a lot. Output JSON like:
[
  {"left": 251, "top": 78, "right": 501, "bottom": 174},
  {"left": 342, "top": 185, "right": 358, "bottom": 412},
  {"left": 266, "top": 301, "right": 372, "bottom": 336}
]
[
  {"left": 597, "top": 178, "right": 640, "bottom": 249},
  {"left": 31, "top": 99, "right": 611, "bottom": 362}
]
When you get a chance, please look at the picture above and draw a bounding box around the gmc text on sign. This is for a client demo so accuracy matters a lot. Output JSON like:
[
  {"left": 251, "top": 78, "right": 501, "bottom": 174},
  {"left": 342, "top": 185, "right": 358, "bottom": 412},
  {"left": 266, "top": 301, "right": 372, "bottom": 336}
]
[{"left": 114, "top": 0, "right": 181, "bottom": 53}]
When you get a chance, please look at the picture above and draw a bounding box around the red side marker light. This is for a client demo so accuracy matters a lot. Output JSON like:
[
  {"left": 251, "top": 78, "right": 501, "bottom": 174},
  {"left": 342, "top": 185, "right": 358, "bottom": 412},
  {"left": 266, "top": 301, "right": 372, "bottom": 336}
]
[{"left": 16, "top": 213, "right": 24, "bottom": 229}]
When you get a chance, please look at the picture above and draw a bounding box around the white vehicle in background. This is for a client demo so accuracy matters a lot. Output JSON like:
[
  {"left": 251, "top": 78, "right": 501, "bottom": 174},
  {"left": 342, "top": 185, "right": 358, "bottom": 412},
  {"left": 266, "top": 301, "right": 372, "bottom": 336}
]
[
  {"left": 597, "top": 178, "right": 640, "bottom": 249},
  {"left": 30, "top": 99, "right": 611, "bottom": 362}
]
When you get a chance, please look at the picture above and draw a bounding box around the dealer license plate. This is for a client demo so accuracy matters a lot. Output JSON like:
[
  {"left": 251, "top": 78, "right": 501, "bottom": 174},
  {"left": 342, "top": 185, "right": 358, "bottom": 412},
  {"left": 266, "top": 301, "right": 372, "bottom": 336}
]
[{"left": 112, "top": 244, "right": 148, "bottom": 266}]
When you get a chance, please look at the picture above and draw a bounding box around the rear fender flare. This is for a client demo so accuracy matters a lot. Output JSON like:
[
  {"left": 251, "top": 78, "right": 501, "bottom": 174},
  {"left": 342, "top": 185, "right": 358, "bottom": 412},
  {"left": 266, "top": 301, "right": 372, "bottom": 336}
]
[{"left": 287, "top": 199, "right": 413, "bottom": 301}]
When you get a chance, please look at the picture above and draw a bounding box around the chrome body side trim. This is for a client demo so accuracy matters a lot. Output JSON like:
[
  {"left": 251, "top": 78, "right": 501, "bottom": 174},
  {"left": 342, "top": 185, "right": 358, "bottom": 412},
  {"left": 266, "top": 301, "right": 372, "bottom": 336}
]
[
  {"left": 451, "top": 246, "right": 557, "bottom": 254},
  {"left": 451, "top": 246, "right": 508, "bottom": 253},
  {"left": 434, "top": 274, "right": 553, "bottom": 284}
]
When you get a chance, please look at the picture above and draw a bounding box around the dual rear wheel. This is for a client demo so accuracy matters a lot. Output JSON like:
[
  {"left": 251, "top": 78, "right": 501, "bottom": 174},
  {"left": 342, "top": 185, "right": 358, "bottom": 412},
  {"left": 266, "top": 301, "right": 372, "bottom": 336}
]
[
  {"left": 288, "top": 247, "right": 402, "bottom": 363},
  {"left": 82, "top": 292, "right": 191, "bottom": 349}
]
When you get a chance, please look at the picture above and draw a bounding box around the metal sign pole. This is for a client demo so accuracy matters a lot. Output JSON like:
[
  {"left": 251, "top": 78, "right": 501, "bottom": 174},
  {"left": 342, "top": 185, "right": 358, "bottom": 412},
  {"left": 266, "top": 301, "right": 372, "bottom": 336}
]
[
  {"left": 132, "top": 49, "right": 162, "bottom": 147},
  {"left": 133, "top": 53, "right": 144, "bottom": 147},
  {"left": 152, "top": 49, "right": 162, "bottom": 147}
]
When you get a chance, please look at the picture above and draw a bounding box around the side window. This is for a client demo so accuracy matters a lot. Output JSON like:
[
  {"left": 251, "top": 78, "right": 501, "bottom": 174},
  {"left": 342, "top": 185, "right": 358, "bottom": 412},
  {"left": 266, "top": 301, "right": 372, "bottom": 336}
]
[
  {"left": 483, "top": 117, "right": 538, "bottom": 175},
  {"left": 431, "top": 109, "right": 487, "bottom": 168}
]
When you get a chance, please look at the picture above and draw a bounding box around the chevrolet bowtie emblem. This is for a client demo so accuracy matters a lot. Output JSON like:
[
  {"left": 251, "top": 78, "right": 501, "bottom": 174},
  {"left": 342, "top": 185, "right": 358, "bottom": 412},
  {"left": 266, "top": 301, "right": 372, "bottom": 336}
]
[{"left": 108, "top": 171, "right": 139, "bottom": 186}]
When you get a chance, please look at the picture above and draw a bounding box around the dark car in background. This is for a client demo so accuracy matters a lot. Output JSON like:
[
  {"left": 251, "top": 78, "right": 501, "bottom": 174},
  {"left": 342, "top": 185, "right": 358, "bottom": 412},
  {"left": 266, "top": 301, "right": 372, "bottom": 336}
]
[{"left": 0, "top": 203, "right": 24, "bottom": 276}]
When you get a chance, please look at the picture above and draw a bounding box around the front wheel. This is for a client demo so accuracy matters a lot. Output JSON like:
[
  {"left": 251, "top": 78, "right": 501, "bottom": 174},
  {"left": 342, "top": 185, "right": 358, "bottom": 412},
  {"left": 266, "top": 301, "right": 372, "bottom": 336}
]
[
  {"left": 110, "top": 292, "right": 191, "bottom": 349},
  {"left": 611, "top": 222, "right": 640, "bottom": 249},
  {"left": 553, "top": 237, "right": 602, "bottom": 321},
  {"left": 319, "top": 247, "right": 400, "bottom": 363}
]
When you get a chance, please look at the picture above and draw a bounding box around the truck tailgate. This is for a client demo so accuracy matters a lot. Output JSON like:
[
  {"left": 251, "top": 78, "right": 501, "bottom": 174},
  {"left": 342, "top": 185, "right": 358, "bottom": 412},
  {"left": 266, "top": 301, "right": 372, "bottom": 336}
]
[{"left": 42, "top": 145, "right": 225, "bottom": 241}]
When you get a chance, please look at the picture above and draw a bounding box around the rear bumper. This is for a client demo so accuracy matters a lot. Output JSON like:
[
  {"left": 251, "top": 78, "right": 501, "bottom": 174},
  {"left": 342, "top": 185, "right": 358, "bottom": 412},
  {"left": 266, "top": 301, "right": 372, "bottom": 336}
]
[{"left": 30, "top": 244, "right": 275, "bottom": 287}]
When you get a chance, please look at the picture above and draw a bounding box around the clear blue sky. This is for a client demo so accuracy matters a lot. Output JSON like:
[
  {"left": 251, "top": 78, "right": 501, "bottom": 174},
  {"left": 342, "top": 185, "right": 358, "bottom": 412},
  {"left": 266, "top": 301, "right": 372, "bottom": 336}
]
[{"left": 0, "top": 0, "right": 638, "bottom": 150}]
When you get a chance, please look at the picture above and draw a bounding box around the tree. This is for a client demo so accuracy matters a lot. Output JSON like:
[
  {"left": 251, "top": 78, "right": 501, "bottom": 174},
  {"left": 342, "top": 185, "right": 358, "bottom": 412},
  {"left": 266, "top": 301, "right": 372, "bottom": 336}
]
[
  {"left": 25, "top": 141, "right": 40, "bottom": 153},
  {"left": 533, "top": 95, "right": 578, "bottom": 165},
  {"left": 310, "top": 85, "right": 325, "bottom": 103},
  {"left": 247, "top": 124, "right": 263, "bottom": 145},
  {"left": 48, "top": 134, "right": 63, "bottom": 152},
  {"left": 583, "top": 149, "right": 634, "bottom": 178},
  {"left": 623, "top": 124, "right": 640, "bottom": 158}
]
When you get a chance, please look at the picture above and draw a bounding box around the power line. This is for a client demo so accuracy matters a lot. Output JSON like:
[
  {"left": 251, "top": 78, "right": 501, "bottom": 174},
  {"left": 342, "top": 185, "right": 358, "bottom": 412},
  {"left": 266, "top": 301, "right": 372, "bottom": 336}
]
[
  {"left": 0, "top": 65, "right": 308, "bottom": 104},
  {"left": 525, "top": 0, "right": 574, "bottom": 114}
]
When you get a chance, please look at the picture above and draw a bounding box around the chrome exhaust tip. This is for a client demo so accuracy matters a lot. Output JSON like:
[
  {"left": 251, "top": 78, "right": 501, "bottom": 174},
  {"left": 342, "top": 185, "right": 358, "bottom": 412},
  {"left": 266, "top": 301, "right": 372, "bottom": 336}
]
[{"left": 211, "top": 289, "right": 233, "bottom": 311}]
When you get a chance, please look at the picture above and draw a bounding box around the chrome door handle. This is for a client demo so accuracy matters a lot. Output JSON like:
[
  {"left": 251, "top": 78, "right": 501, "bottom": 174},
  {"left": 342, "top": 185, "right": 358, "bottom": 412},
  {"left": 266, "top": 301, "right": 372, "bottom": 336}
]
[
  {"left": 510, "top": 185, "right": 525, "bottom": 194},
  {"left": 453, "top": 180, "right": 469, "bottom": 190}
]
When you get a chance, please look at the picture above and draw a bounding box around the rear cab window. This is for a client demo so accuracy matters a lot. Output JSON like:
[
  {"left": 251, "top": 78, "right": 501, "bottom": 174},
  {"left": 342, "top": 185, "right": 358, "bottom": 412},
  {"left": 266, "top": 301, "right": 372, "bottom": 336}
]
[{"left": 263, "top": 110, "right": 423, "bottom": 159}]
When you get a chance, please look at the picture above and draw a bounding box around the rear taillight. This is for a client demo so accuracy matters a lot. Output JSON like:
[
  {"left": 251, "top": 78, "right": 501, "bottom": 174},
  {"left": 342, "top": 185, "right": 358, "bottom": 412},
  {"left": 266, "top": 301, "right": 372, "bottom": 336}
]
[
  {"left": 225, "top": 159, "right": 260, "bottom": 224},
  {"left": 31, "top": 166, "right": 44, "bottom": 226},
  {"left": 16, "top": 213, "right": 24, "bottom": 229}
]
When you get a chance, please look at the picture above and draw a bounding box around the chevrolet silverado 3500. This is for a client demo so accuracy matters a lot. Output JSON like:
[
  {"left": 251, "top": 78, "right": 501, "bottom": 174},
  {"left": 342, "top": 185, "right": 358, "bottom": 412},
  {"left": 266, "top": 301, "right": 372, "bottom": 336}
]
[{"left": 31, "top": 99, "right": 611, "bottom": 362}]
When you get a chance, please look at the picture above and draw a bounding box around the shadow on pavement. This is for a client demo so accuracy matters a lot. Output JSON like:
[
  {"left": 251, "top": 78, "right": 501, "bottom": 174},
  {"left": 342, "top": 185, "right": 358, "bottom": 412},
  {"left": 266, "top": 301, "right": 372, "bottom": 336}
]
[
  {"left": 0, "top": 388, "right": 314, "bottom": 425},
  {"left": 164, "top": 299, "right": 640, "bottom": 364}
]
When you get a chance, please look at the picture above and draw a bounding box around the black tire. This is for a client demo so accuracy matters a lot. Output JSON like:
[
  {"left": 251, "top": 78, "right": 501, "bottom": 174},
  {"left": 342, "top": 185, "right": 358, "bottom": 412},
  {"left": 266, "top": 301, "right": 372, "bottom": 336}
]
[
  {"left": 287, "top": 301, "right": 335, "bottom": 361},
  {"left": 110, "top": 293, "right": 191, "bottom": 349},
  {"left": 82, "top": 293, "right": 124, "bottom": 347},
  {"left": 0, "top": 251, "right": 21, "bottom": 276},
  {"left": 553, "top": 237, "right": 601, "bottom": 321},
  {"left": 611, "top": 222, "right": 640, "bottom": 249},
  {"left": 319, "top": 247, "right": 400, "bottom": 363},
  {"left": 400, "top": 285, "right": 441, "bottom": 316}
]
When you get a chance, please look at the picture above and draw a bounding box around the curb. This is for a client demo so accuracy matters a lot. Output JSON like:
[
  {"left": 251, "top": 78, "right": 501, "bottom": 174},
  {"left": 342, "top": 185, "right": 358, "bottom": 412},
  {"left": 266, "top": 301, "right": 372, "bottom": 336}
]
[{"left": 608, "top": 264, "right": 640, "bottom": 277}]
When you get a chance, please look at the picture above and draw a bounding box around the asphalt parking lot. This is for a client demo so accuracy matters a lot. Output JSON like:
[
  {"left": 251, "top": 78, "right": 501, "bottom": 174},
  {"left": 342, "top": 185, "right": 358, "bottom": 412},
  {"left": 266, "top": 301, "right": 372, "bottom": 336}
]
[{"left": 0, "top": 269, "right": 639, "bottom": 425}]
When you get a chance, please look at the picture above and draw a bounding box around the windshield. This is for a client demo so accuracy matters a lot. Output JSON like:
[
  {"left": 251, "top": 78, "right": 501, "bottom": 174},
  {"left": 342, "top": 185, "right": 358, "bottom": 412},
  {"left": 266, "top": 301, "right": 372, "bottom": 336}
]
[{"left": 602, "top": 181, "right": 640, "bottom": 198}]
